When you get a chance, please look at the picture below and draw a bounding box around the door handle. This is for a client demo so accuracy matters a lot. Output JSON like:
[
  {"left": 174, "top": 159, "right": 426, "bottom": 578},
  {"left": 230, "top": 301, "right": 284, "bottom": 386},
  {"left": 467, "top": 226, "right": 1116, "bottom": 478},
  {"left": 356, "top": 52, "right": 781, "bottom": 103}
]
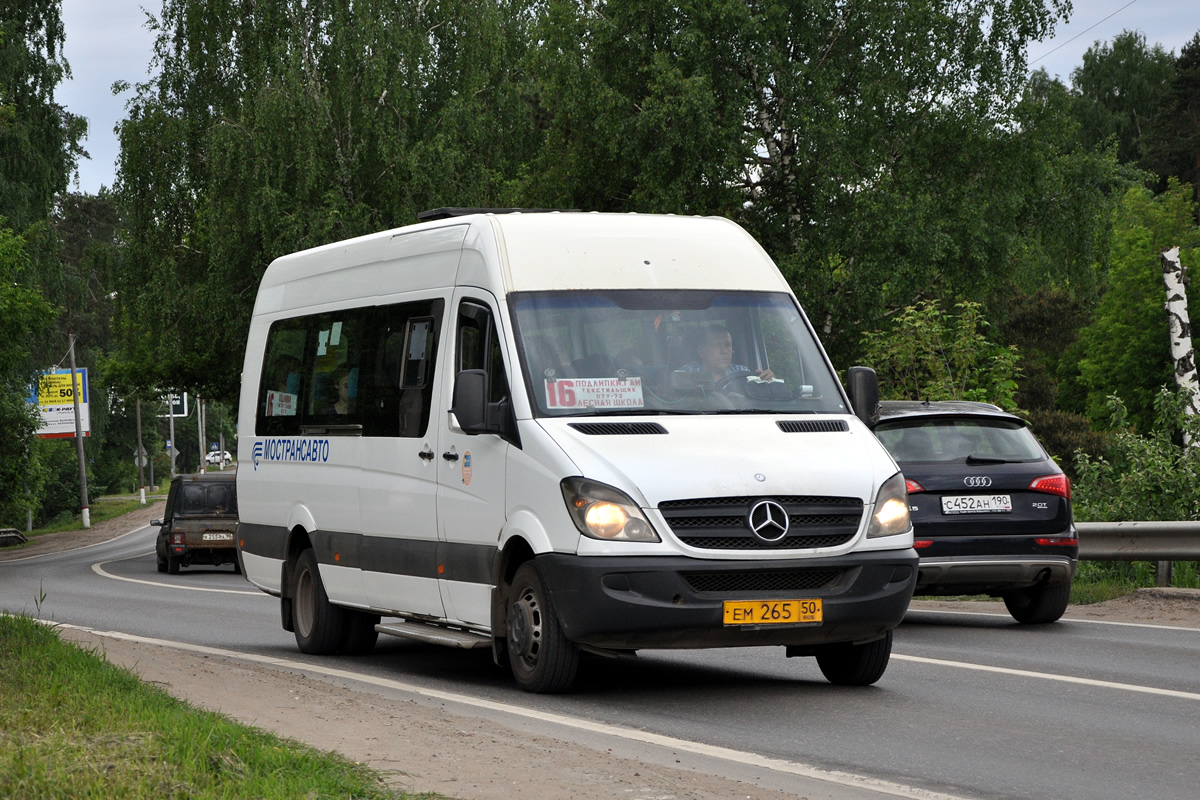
[
  {"left": 442, "top": 451, "right": 459, "bottom": 462},
  {"left": 418, "top": 448, "right": 435, "bottom": 461}
]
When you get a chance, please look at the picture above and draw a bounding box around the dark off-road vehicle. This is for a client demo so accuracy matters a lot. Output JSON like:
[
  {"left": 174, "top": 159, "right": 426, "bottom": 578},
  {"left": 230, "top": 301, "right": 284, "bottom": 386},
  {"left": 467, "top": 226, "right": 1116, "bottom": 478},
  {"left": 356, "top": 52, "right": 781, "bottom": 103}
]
[{"left": 153, "top": 472, "right": 240, "bottom": 574}]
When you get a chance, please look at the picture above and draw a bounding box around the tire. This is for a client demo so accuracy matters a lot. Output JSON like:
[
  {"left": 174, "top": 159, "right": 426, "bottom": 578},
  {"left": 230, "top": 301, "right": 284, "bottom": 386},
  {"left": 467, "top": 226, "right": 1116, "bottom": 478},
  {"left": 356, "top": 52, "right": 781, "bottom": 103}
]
[
  {"left": 292, "top": 549, "right": 347, "bottom": 654},
  {"left": 342, "top": 610, "right": 381, "bottom": 655},
  {"left": 506, "top": 561, "right": 579, "bottom": 693},
  {"left": 167, "top": 554, "right": 181, "bottom": 575},
  {"left": 233, "top": 553, "right": 243, "bottom": 575},
  {"left": 815, "top": 630, "right": 893, "bottom": 686},
  {"left": 1003, "top": 580, "right": 1071, "bottom": 624}
]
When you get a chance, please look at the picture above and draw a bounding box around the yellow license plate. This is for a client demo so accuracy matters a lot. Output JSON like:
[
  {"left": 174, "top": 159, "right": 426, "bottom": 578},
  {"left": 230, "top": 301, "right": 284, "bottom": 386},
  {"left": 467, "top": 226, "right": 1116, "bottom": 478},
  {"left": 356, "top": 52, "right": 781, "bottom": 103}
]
[{"left": 723, "top": 599, "right": 822, "bottom": 625}]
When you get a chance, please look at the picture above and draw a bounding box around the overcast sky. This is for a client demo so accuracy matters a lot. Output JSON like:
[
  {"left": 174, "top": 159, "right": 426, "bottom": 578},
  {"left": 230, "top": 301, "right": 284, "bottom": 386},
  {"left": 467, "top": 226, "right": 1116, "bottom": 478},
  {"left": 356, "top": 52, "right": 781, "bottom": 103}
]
[{"left": 57, "top": 0, "right": 1200, "bottom": 196}]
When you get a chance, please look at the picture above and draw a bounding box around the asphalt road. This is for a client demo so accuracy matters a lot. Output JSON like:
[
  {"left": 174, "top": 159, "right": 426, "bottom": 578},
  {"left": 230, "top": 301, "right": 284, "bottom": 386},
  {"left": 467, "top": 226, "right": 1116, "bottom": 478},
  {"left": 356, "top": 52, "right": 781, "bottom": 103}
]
[{"left": 4, "top": 525, "right": 1199, "bottom": 800}]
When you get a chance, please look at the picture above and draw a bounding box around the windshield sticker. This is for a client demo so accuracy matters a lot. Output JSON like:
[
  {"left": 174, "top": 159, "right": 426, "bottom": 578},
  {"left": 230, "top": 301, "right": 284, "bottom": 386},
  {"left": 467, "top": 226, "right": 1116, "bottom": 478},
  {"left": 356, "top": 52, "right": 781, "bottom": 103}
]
[
  {"left": 544, "top": 377, "right": 645, "bottom": 409},
  {"left": 265, "top": 390, "right": 297, "bottom": 416}
]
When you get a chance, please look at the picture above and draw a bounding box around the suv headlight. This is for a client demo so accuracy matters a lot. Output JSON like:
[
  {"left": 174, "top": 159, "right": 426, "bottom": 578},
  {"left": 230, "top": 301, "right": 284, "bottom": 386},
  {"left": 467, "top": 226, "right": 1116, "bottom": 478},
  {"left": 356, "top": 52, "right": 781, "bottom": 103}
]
[
  {"left": 867, "top": 471, "right": 912, "bottom": 538},
  {"left": 560, "top": 478, "right": 660, "bottom": 542}
]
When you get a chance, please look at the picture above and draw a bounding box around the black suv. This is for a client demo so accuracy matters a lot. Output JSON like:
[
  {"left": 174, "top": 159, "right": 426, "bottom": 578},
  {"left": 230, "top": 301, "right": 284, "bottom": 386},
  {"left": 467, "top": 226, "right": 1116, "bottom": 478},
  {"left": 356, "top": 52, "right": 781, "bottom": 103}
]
[
  {"left": 152, "top": 472, "right": 240, "bottom": 574},
  {"left": 874, "top": 401, "right": 1077, "bottom": 623}
]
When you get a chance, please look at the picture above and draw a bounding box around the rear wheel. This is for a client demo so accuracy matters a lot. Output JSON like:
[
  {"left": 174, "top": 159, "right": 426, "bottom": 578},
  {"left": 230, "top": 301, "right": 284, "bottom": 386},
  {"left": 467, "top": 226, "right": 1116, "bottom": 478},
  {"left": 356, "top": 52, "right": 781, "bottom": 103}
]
[
  {"left": 292, "top": 548, "right": 347, "bottom": 654},
  {"left": 506, "top": 561, "right": 579, "bottom": 693},
  {"left": 1003, "top": 580, "right": 1071, "bottom": 624},
  {"left": 814, "top": 630, "right": 892, "bottom": 686}
]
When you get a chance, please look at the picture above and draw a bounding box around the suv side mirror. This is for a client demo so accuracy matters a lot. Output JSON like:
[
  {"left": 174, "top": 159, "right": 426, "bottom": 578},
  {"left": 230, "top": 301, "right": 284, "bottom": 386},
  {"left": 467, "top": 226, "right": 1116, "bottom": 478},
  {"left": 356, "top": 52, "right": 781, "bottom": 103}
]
[
  {"left": 150, "top": 519, "right": 163, "bottom": 527},
  {"left": 846, "top": 366, "right": 880, "bottom": 429}
]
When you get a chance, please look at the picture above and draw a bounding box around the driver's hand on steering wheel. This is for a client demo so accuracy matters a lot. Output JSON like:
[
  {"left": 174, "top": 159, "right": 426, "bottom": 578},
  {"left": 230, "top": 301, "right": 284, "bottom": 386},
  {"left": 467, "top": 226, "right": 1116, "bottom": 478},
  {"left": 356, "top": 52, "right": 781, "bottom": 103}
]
[{"left": 755, "top": 368, "right": 776, "bottom": 382}]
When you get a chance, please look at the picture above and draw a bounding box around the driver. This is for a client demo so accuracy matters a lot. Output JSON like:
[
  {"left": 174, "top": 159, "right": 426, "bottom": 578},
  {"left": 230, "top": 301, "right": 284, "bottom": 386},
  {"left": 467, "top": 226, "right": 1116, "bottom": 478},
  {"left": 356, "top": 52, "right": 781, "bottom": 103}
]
[{"left": 677, "top": 325, "right": 775, "bottom": 383}]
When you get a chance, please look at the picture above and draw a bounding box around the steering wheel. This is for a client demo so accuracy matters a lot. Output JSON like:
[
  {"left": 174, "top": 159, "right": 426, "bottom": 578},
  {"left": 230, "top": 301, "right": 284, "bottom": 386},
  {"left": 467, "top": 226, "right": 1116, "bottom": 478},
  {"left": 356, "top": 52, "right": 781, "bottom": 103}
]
[{"left": 716, "top": 369, "right": 756, "bottom": 394}]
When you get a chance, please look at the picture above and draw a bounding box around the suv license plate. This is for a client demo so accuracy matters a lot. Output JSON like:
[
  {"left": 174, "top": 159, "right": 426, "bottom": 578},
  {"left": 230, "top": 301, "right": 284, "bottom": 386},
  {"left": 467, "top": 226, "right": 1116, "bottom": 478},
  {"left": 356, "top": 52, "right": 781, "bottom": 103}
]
[
  {"left": 941, "top": 495, "right": 1012, "bottom": 514},
  {"left": 202, "top": 532, "right": 234, "bottom": 541},
  {"left": 723, "top": 599, "right": 822, "bottom": 625}
]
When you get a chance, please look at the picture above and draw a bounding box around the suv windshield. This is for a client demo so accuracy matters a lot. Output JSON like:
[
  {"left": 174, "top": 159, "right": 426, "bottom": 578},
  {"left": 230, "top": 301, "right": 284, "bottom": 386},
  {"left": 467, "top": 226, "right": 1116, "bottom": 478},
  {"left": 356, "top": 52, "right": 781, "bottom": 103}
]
[
  {"left": 876, "top": 418, "right": 1045, "bottom": 464},
  {"left": 509, "top": 290, "right": 846, "bottom": 416}
]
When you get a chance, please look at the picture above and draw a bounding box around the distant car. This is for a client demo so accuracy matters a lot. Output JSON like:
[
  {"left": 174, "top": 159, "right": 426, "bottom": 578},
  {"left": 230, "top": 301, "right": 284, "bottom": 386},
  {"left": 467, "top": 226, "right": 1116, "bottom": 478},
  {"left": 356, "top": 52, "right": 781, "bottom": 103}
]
[
  {"left": 152, "top": 472, "right": 240, "bottom": 574},
  {"left": 205, "top": 450, "right": 233, "bottom": 465},
  {"left": 874, "top": 400, "right": 1077, "bottom": 623}
]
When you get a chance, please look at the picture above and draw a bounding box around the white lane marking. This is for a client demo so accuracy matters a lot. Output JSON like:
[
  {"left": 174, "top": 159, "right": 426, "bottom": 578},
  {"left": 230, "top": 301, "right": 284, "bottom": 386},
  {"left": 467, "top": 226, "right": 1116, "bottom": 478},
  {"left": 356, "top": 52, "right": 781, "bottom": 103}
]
[
  {"left": 91, "top": 553, "right": 267, "bottom": 597},
  {"left": 57, "top": 623, "right": 971, "bottom": 800},
  {"left": 907, "top": 607, "right": 1200, "bottom": 633},
  {"left": 893, "top": 654, "right": 1200, "bottom": 701}
]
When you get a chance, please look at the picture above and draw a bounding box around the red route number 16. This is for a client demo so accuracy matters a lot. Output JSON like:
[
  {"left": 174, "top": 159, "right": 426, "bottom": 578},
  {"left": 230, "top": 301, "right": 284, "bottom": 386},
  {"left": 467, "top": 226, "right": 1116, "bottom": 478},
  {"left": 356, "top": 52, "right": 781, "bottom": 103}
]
[{"left": 545, "top": 380, "right": 576, "bottom": 408}]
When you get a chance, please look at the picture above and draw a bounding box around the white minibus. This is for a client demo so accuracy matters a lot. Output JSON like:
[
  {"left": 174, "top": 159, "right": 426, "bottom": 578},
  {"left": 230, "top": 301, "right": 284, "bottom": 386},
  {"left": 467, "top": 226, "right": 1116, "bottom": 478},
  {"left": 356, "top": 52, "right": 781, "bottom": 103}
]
[{"left": 236, "top": 210, "right": 917, "bottom": 693}]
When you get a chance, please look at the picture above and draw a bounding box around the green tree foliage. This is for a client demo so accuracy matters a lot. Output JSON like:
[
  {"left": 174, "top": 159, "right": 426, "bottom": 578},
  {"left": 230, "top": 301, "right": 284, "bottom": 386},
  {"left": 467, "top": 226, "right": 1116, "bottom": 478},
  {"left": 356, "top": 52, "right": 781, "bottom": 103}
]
[
  {"left": 1141, "top": 33, "right": 1200, "bottom": 215},
  {"left": 519, "top": 1, "right": 1116, "bottom": 366},
  {"left": 0, "top": 0, "right": 85, "bottom": 231},
  {"left": 1069, "top": 30, "right": 1175, "bottom": 168},
  {"left": 1065, "top": 180, "right": 1200, "bottom": 431},
  {"left": 1073, "top": 389, "right": 1200, "bottom": 521},
  {"left": 859, "top": 300, "right": 1021, "bottom": 409},
  {"left": 0, "top": 220, "right": 55, "bottom": 528},
  {"left": 114, "top": 0, "right": 538, "bottom": 403}
]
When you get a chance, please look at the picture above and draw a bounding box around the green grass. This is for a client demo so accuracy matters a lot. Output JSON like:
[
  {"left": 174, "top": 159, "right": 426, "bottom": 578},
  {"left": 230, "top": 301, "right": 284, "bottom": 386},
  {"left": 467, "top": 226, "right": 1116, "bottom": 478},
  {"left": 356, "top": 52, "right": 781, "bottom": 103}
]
[
  {"left": 24, "top": 496, "right": 166, "bottom": 538},
  {"left": 0, "top": 614, "right": 429, "bottom": 800}
]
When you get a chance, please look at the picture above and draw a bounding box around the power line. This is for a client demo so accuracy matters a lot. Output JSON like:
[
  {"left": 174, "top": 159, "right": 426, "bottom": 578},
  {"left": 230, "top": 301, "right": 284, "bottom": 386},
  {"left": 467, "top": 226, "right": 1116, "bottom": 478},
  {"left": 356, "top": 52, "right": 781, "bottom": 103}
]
[{"left": 1029, "top": 0, "right": 1141, "bottom": 67}]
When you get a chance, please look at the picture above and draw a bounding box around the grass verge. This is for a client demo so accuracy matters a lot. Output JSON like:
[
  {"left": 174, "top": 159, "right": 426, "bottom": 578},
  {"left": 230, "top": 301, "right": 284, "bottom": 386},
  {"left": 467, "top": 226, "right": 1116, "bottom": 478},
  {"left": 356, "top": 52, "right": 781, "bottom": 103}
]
[
  {"left": 0, "top": 614, "right": 425, "bottom": 800},
  {"left": 24, "top": 497, "right": 165, "bottom": 539}
]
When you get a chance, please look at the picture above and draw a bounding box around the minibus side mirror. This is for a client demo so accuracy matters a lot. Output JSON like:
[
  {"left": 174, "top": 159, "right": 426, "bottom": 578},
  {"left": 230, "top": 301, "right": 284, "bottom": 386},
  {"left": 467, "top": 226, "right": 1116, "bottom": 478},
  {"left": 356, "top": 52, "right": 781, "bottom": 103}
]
[
  {"left": 451, "top": 369, "right": 488, "bottom": 433},
  {"left": 846, "top": 366, "right": 880, "bottom": 429}
]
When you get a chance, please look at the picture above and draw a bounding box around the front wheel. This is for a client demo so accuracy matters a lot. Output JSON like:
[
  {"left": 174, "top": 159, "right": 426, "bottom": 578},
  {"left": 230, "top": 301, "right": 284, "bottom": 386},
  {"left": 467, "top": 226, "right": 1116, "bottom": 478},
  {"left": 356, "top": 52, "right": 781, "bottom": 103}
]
[
  {"left": 814, "top": 630, "right": 893, "bottom": 686},
  {"left": 506, "top": 561, "right": 579, "bottom": 693},
  {"left": 1003, "top": 581, "right": 1071, "bottom": 624},
  {"left": 292, "top": 548, "right": 347, "bottom": 654}
]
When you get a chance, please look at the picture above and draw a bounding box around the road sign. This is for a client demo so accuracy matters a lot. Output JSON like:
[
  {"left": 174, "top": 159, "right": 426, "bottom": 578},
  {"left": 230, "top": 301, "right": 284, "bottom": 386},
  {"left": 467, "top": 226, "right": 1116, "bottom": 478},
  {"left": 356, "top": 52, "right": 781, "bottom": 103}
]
[{"left": 161, "top": 393, "right": 189, "bottom": 418}]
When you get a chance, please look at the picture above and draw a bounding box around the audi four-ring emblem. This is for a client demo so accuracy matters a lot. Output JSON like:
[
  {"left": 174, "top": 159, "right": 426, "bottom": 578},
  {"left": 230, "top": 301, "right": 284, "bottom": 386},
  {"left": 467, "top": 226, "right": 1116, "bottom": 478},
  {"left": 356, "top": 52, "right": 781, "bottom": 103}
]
[
  {"left": 964, "top": 476, "right": 992, "bottom": 487},
  {"left": 747, "top": 500, "right": 790, "bottom": 542}
]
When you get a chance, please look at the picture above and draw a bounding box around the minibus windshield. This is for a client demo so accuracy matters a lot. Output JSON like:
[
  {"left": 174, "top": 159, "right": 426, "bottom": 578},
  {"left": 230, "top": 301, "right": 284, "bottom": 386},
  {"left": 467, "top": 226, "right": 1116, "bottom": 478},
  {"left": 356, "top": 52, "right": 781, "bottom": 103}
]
[{"left": 510, "top": 290, "right": 848, "bottom": 417}]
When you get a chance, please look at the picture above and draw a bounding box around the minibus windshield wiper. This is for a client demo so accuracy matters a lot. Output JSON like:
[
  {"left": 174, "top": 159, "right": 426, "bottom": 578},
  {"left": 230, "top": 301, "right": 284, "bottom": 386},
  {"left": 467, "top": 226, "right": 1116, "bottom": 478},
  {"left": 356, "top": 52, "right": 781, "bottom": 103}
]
[{"left": 580, "top": 408, "right": 702, "bottom": 416}]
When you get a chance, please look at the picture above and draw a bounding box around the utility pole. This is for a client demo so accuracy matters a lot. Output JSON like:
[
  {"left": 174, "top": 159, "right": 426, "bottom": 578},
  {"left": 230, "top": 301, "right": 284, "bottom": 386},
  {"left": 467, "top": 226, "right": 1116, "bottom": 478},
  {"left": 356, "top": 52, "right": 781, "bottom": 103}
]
[
  {"left": 198, "top": 396, "right": 206, "bottom": 474},
  {"left": 168, "top": 397, "right": 177, "bottom": 478},
  {"left": 67, "top": 331, "right": 90, "bottom": 529},
  {"left": 135, "top": 397, "right": 147, "bottom": 504}
]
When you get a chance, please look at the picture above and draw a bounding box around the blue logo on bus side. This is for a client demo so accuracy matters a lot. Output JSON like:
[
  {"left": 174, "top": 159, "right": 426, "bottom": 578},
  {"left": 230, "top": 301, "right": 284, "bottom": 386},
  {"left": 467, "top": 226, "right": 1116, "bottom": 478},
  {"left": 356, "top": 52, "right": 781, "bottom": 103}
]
[{"left": 252, "top": 438, "right": 330, "bottom": 470}]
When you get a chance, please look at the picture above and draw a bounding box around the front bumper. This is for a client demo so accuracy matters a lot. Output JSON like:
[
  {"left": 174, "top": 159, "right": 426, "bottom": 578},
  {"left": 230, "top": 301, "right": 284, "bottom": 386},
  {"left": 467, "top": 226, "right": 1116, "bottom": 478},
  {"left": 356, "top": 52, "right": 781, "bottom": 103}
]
[{"left": 537, "top": 549, "right": 919, "bottom": 651}]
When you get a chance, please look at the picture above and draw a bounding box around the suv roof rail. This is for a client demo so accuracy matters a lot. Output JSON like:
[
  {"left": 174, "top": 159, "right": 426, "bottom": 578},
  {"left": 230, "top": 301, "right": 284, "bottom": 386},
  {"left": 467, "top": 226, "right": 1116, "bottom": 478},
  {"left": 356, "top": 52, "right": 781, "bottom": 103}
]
[{"left": 416, "top": 207, "right": 579, "bottom": 222}]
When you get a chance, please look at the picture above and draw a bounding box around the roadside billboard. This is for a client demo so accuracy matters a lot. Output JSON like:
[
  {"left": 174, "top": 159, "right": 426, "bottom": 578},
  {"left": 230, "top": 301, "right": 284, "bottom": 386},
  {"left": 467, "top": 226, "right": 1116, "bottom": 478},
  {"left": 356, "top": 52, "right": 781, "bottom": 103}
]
[{"left": 31, "top": 369, "right": 91, "bottom": 438}]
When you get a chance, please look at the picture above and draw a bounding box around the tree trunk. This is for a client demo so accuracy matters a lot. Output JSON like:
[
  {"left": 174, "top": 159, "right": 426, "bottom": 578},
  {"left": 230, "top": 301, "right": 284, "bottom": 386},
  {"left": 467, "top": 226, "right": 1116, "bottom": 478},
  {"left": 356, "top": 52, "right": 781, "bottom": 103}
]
[{"left": 1162, "top": 246, "right": 1198, "bottom": 441}]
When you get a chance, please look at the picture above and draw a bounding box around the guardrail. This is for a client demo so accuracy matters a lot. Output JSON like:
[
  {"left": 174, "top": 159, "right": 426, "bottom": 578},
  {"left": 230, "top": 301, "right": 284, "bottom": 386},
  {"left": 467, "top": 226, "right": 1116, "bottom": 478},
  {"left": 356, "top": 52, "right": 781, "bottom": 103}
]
[{"left": 1076, "top": 521, "right": 1200, "bottom": 561}]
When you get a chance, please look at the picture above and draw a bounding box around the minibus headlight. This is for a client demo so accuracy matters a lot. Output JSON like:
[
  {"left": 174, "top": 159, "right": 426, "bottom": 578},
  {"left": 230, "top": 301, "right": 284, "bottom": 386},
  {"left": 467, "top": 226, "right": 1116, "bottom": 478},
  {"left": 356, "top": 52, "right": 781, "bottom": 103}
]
[
  {"left": 867, "top": 472, "right": 912, "bottom": 538},
  {"left": 561, "top": 478, "right": 660, "bottom": 542}
]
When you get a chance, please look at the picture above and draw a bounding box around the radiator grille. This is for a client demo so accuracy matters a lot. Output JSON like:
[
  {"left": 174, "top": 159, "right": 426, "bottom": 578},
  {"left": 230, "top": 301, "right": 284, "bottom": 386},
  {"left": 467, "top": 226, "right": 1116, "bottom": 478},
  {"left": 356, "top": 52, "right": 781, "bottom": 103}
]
[{"left": 659, "top": 495, "right": 863, "bottom": 550}]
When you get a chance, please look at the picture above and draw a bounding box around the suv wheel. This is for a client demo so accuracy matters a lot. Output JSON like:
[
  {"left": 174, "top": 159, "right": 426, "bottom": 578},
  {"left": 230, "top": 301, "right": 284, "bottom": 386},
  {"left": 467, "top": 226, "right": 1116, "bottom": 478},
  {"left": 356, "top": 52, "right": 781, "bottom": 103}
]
[
  {"left": 814, "top": 630, "right": 892, "bottom": 686},
  {"left": 1003, "top": 581, "right": 1071, "bottom": 624}
]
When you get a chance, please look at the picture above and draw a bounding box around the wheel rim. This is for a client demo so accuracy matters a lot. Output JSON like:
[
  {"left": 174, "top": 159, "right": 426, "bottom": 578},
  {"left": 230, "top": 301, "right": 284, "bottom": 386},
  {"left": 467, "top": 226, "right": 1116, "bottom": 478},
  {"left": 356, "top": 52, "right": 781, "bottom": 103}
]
[
  {"left": 295, "top": 566, "right": 314, "bottom": 637},
  {"left": 508, "top": 584, "right": 543, "bottom": 669}
]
